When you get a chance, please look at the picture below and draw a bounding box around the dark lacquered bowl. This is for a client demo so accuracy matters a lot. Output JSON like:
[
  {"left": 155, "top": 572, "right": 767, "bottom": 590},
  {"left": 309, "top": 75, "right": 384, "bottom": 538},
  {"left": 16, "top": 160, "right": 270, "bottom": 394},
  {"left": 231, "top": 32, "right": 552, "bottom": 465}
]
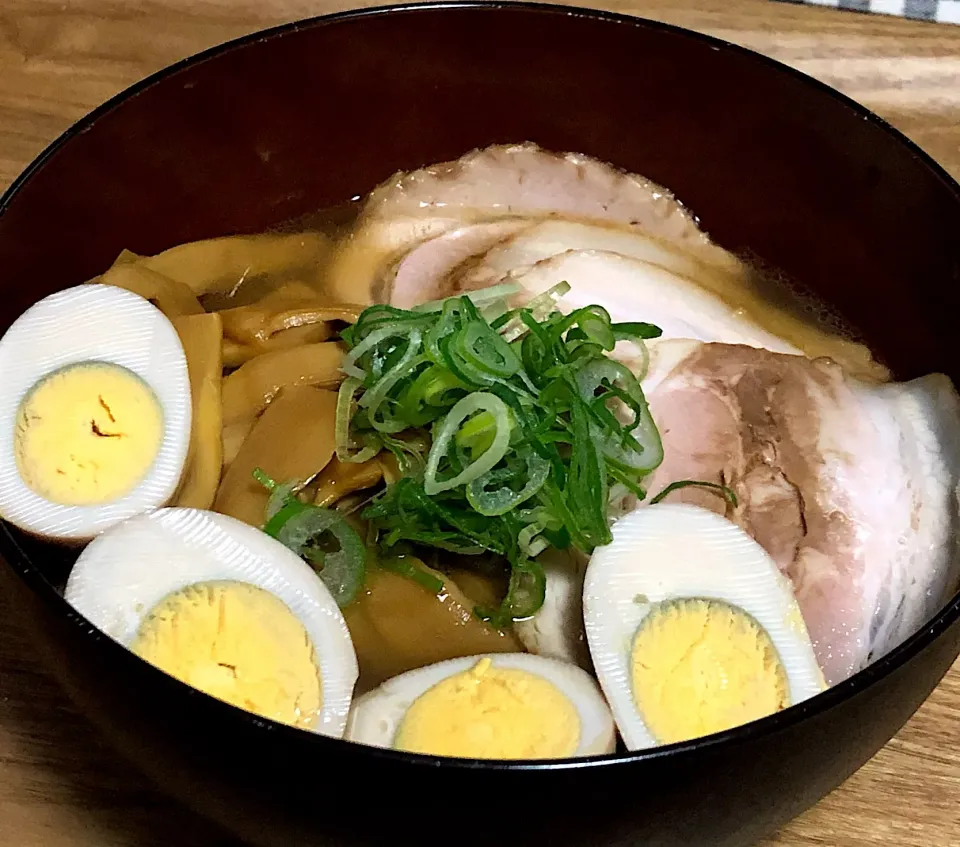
[{"left": 1, "top": 4, "right": 959, "bottom": 846}]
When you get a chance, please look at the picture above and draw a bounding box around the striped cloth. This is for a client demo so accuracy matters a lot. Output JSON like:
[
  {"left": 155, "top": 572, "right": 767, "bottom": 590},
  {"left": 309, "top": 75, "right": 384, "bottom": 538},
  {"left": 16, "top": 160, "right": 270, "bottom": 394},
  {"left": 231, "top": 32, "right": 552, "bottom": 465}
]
[{"left": 773, "top": 0, "right": 960, "bottom": 23}]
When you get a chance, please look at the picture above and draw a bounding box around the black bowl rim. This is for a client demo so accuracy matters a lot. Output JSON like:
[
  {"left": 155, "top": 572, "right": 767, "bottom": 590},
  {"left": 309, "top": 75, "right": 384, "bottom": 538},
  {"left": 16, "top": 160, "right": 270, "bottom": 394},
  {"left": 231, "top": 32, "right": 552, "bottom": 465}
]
[{"left": 2, "top": 0, "right": 960, "bottom": 773}]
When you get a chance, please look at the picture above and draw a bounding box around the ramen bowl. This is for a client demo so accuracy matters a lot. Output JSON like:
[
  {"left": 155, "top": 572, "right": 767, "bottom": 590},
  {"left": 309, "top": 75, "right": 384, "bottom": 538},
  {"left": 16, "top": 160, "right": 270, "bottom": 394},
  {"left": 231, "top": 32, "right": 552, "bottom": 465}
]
[{"left": 1, "top": 4, "right": 958, "bottom": 846}]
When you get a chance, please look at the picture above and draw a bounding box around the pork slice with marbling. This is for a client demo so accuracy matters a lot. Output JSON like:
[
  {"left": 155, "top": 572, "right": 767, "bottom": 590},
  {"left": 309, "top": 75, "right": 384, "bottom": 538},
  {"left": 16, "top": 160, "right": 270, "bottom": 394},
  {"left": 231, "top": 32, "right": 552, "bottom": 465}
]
[
  {"left": 448, "top": 219, "right": 884, "bottom": 379},
  {"left": 453, "top": 218, "right": 744, "bottom": 292},
  {"left": 335, "top": 142, "right": 737, "bottom": 311},
  {"left": 323, "top": 215, "right": 462, "bottom": 305},
  {"left": 482, "top": 250, "right": 802, "bottom": 353},
  {"left": 644, "top": 340, "right": 960, "bottom": 685},
  {"left": 364, "top": 143, "right": 723, "bottom": 256},
  {"left": 387, "top": 219, "right": 533, "bottom": 308}
]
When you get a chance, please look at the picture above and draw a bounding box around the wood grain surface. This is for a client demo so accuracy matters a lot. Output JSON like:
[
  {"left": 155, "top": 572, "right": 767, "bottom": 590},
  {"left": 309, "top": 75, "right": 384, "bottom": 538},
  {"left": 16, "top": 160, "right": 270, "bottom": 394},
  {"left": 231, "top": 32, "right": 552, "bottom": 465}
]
[{"left": 1, "top": 2, "right": 959, "bottom": 846}]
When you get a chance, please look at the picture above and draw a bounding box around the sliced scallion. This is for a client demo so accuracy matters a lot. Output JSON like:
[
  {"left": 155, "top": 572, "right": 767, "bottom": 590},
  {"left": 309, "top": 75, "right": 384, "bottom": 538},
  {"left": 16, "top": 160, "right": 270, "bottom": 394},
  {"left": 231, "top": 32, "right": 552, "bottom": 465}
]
[
  {"left": 424, "top": 393, "right": 512, "bottom": 495},
  {"left": 253, "top": 468, "right": 366, "bottom": 606},
  {"left": 336, "top": 285, "right": 676, "bottom": 624}
]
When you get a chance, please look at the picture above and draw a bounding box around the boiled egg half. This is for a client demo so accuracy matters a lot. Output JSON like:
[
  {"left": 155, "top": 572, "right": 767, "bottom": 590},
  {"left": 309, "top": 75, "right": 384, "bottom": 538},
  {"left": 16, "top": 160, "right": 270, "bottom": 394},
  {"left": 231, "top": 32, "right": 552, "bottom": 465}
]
[
  {"left": 0, "top": 284, "right": 191, "bottom": 541},
  {"left": 346, "top": 652, "right": 615, "bottom": 759},
  {"left": 583, "top": 503, "right": 825, "bottom": 750},
  {"left": 65, "top": 507, "right": 358, "bottom": 736}
]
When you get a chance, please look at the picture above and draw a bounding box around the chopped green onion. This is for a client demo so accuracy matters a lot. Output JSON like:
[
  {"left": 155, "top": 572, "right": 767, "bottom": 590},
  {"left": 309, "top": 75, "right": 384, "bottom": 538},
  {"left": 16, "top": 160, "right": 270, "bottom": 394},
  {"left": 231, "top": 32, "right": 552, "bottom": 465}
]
[
  {"left": 399, "top": 364, "right": 467, "bottom": 427},
  {"left": 477, "top": 557, "right": 546, "bottom": 626},
  {"left": 335, "top": 378, "right": 382, "bottom": 463},
  {"left": 466, "top": 446, "right": 550, "bottom": 516},
  {"left": 253, "top": 469, "right": 313, "bottom": 531},
  {"left": 380, "top": 433, "right": 427, "bottom": 477},
  {"left": 342, "top": 324, "right": 422, "bottom": 380},
  {"left": 424, "top": 393, "right": 512, "bottom": 495},
  {"left": 650, "top": 479, "right": 739, "bottom": 507},
  {"left": 379, "top": 555, "right": 445, "bottom": 593},
  {"left": 575, "top": 358, "right": 663, "bottom": 473},
  {"left": 612, "top": 321, "right": 663, "bottom": 340},
  {"left": 496, "top": 281, "right": 571, "bottom": 342},
  {"left": 359, "top": 354, "right": 431, "bottom": 434},
  {"left": 254, "top": 468, "right": 366, "bottom": 606},
  {"left": 457, "top": 321, "right": 521, "bottom": 379},
  {"left": 517, "top": 521, "right": 549, "bottom": 558},
  {"left": 275, "top": 507, "right": 366, "bottom": 606},
  {"left": 252, "top": 467, "right": 277, "bottom": 491},
  {"left": 411, "top": 281, "right": 522, "bottom": 314},
  {"left": 265, "top": 480, "right": 303, "bottom": 523},
  {"left": 338, "top": 287, "right": 679, "bottom": 623}
]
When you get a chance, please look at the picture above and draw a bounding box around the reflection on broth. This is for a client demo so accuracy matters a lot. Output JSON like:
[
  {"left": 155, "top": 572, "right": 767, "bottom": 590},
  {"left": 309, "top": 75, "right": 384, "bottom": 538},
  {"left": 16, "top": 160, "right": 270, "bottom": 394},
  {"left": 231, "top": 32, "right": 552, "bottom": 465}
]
[
  {"left": 5, "top": 142, "right": 956, "bottom": 758},
  {"left": 138, "top": 231, "right": 331, "bottom": 296}
]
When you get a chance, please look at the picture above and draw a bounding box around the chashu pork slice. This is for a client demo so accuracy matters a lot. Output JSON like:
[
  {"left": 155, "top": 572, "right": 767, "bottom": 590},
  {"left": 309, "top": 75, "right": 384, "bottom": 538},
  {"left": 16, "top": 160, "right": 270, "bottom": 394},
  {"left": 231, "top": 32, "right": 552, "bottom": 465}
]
[
  {"left": 514, "top": 548, "right": 593, "bottom": 670},
  {"left": 644, "top": 340, "right": 960, "bottom": 685},
  {"left": 455, "top": 218, "right": 744, "bottom": 292},
  {"left": 387, "top": 219, "right": 533, "bottom": 308},
  {"left": 449, "top": 219, "right": 884, "bottom": 380},
  {"left": 364, "top": 143, "right": 729, "bottom": 261},
  {"left": 329, "top": 142, "right": 735, "bottom": 308},
  {"left": 323, "top": 215, "right": 460, "bottom": 305},
  {"left": 483, "top": 250, "right": 802, "bottom": 354},
  {"left": 365, "top": 143, "right": 697, "bottom": 235}
]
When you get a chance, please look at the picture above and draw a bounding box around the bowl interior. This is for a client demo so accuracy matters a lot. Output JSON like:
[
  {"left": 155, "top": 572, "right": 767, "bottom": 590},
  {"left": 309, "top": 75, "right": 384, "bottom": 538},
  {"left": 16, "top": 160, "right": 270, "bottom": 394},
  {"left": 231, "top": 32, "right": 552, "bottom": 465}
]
[
  {"left": 1, "top": 0, "right": 960, "bottom": 767},
  {"left": 0, "top": 4, "right": 955, "bottom": 382}
]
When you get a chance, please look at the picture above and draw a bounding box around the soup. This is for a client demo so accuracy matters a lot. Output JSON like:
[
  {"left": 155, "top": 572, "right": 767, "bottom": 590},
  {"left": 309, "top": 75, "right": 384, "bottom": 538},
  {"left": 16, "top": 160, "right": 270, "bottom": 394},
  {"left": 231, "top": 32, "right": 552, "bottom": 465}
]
[{"left": 1, "top": 142, "right": 957, "bottom": 759}]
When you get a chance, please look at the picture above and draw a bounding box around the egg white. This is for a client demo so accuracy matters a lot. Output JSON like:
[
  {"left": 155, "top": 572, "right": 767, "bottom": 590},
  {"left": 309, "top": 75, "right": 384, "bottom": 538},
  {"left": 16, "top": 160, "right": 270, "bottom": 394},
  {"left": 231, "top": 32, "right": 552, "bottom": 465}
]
[
  {"left": 346, "top": 652, "right": 616, "bottom": 758},
  {"left": 0, "top": 284, "right": 191, "bottom": 541},
  {"left": 583, "top": 503, "right": 825, "bottom": 751},
  {"left": 64, "top": 507, "right": 359, "bottom": 738}
]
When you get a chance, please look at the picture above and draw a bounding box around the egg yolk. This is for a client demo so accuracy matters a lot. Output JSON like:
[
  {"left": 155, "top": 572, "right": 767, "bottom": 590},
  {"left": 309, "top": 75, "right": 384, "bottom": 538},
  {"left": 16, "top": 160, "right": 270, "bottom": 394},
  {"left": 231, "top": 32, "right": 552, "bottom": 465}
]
[
  {"left": 631, "top": 598, "right": 789, "bottom": 745},
  {"left": 130, "top": 581, "right": 322, "bottom": 730},
  {"left": 394, "top": 658, "right": 580, "bottom": 760},
  {"left": 14, "top": 362, "right": 164, "bottom": 506}
]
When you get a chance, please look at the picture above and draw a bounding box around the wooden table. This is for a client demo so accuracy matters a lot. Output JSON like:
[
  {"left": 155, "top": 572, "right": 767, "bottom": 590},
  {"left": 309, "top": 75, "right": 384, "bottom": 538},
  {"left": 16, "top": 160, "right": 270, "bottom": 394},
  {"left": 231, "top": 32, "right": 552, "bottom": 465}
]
[{"left": 1, "top": 1, "right": 959, "bottom": 845}]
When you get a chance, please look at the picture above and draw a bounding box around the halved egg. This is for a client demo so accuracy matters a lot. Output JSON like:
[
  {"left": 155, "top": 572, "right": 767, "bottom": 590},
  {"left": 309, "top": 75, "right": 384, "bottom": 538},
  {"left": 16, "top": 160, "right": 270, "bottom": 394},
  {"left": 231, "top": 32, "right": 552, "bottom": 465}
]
[
  {"left": 583, "top": 504, "right": 824, "bottom": 750},
  {"left": 346, "top": 653, "right": 615, "bottom": 759},
  {"left": 0, "top": 284, "right": 191, "bottom": 541},
  {"left": 64, "top": 507, "right": 358, "bottom": 737}
]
